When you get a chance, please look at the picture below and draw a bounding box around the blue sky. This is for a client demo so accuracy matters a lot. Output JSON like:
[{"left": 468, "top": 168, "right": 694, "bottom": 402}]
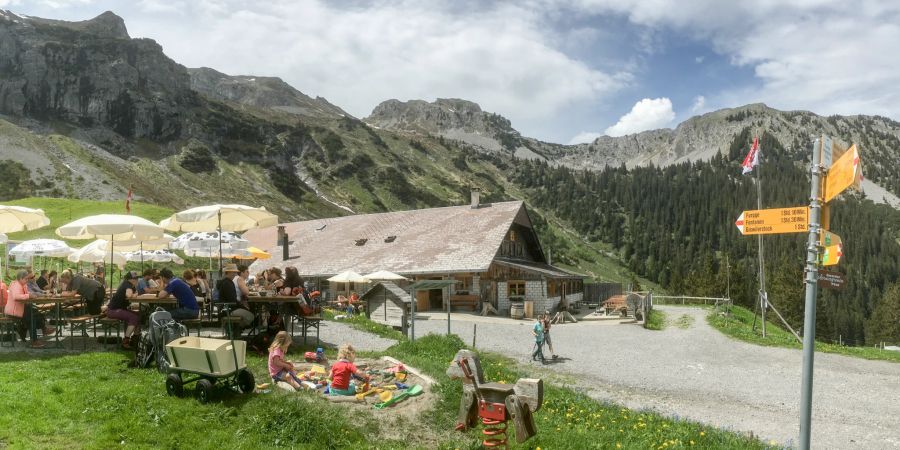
[{"left": 5, "top": 1, "right": 899, "bottom": 145}]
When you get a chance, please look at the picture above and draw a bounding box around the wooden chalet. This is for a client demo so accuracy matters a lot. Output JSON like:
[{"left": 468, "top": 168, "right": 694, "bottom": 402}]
[{"left": 243, "top": 192, "right": 584, "bottom": 317}]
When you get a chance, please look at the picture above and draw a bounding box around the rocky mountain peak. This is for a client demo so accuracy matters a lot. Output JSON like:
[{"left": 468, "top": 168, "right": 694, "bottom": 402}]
[
  {"left": 187, "top": 67, "right": 349, "bottom": 119},
  {"left": 5, "top": 10, "right": 130, "bottom": 39},
  {"left": 365, "top": 97, "right": 520, "bottom": 152}
]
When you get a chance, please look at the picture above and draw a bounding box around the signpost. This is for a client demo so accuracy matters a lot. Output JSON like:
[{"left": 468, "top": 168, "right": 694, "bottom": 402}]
[
  {"left": 735, "top": 206, "right": 809, "bottom": 235},
  {"left": 817, "top": 270, "right": 845, "bottom": 290},
  {"left": 823, "top": 144, "right": 860, "bottom": 202},
  {"left": 819, "top": 231, "right": 843, "bottom": 266}
]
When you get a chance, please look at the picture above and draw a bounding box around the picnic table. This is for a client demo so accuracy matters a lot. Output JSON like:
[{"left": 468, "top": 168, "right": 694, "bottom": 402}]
[
  {"left": 246, "top": 295, "right": 321, "bottom": 345},
  {"left": 20, "top": 295, "right": 77, "bottom": 348}
]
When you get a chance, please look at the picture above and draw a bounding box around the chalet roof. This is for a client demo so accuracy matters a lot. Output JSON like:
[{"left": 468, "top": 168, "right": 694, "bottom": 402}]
[
  {"left": 494, "top": 258, "right": 585, "bottom": 279},
  {"left": 360, "top": 281, "right": 411, "bottom": 303},
  {"left": 244, "top": 201, "right": 531, "bottom": 278}
]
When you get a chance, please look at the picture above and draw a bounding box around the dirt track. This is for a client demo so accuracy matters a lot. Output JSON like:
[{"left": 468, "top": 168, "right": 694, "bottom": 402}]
[{"left": 411, "top": 306, "right": 900, "bottom": 449}]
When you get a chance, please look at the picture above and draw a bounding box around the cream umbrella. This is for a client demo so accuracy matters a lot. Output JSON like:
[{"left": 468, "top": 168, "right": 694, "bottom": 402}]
[
  {"left": 0, "top": 205, "right": 50, "bottom": 279},
  {"left": 0, "top": 205, "right": 51, "bottom": 233},
  {"left": 362, "top": 270, "right": 407, "bottom": 281},
  {"left": 68, "top": 240, "right": 127, "bottom": 268},
  {"left": 160, "top": 205, "right": 277, "bottom": 272},
  {"left": 327, "top": 270, "right": 369, "bottom": 283},
  {"left": 9, "top": 239, "right": 73, "bottom": 258},
  {"left": 113, "top": 233, "right": 175, "bottom": 270},
  {"left": 125, "top": 250, "right": 184, "bottom": 265},
  {"left": 56, "top": 214, "right": 164, "bottom": 289}
]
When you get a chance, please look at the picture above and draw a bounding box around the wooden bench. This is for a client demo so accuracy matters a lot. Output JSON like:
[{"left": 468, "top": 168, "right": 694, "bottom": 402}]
[
  {"left": 67, "top": 315, "right": 101, "bottom": 350},
  {"left": 179, "top": 319, "right": 203, "bottom": 337},
  {"left": 98, "top": 318, "right": 123, "bottom": 350},
  {"left": 449, "top": 294, "right": 479, "bottom": 311},
  {"left": 220, "top": 316, "right": 243, "bottom": 339},
  {"left": 0, "top": 316, "right": 22, "bottom": 348}
]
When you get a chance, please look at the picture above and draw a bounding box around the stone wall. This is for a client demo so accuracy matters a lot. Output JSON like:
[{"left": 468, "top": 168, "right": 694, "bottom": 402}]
[{"left": 497, "top": 281, "right": 509, "bottom": 315}]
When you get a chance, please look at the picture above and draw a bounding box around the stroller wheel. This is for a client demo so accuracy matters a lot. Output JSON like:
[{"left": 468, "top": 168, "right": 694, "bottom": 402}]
[
  {"left": 166, "top": 373, "right": 183, "bottom": 397},
  {"left": 237, "top": 369, "right": 255, "bottom": 394},
  {"left": 196, "top": 379, "right": 214, "bottom": 403}
]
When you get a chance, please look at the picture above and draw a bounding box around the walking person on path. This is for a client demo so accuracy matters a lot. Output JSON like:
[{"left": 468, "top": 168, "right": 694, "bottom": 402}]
[
  {"left": 531, "top": 313, "right": 546, "bottom": 363},
  {"left": 542, "top": 310, "right": 558, "bottom": 359}
]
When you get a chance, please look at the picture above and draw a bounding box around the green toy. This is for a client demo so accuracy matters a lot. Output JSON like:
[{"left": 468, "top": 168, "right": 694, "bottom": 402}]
[{"left": 374, "top": 384, "right": 423, "bottom": 409}]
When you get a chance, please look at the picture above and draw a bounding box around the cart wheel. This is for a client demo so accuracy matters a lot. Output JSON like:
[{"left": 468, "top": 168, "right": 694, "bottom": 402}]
[
  {"left": 166, "top": 373, "right": 183, "bottom": 397},
  {"left": 237, "top": 369, "right": 255, "bottom": 394},
  {"left": 196, "top": 379, "right": 214, "bottom": 403}
]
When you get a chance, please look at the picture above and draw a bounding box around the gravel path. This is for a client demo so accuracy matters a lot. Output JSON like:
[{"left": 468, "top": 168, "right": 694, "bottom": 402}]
[
  {"left": 411, "top": 306, "right": 900, "bottom": 449},
  {"left": 309, "top": 320, "right": 397, "bottom": 352}
]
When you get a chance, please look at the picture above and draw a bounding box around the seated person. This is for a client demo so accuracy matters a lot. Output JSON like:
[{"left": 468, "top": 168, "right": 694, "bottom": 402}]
[
  {"left": 157, "top": 268, "right": 199, "bottom": 320},
  {"left": 216, "top": 264, "right": 256, "bottom": 331},
  {"left": 329, "top": 343, "right": 369, "bottom": 396},
  {"left": 268, "top": 331, "right": 302, "bottom": 390},
  {"left": 25, "top": 268, "right": 44, "bottom": 296},
  {"left": 4, "top": 270, "right": 55, "bottom": 348},
  {"left": 137, "top": 269, "right": 159, "bottom": 295},
  {"left": 108, "top": 271, "right": 141, "bottom": 349},
  {"left": 59, "top": 269, "right": 105, "bottom": 315},
  {"left": 35, "top": 270, "right": 50, "bottom": 291}
]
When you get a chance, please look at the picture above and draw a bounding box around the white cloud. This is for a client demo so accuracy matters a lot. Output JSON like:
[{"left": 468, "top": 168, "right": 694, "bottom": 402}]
[
  {"left": 567, "top": 1, "right": 900, "bottom": 120},
  {"left": 694, "top": 56, "right": 704, "bottom": 63},
  {"left": 604, "top": 97, "right": 675, "bottom": 137},
  {"left": 690, "top": 95, "right": 706, "bottom": 113},
  {"left": 119, "top": 1, "right": 629, "bottom": 129},
  {"left": 568, "top": 131, "right": 603, "bottom": 145}
]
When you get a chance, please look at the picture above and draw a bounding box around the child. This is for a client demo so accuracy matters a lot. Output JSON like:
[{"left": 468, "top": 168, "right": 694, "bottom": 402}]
[
  {"left": 268, "top": 331, "right": 303, "bottom": 390},
  {"left": 532, "top": 314, "right": 546, "bottom": 363},
  {"left": 329, "top": 343, "right": 369, "bottom": 395}
]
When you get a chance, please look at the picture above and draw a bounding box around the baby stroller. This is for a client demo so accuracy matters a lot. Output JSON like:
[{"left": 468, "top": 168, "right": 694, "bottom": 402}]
[{"left": 135, "top": 308, "right": 188, "bottom": 372}]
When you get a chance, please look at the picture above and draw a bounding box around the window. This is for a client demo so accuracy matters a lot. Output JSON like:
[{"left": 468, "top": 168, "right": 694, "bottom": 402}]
[
  {"left": 509, "top": 230, "right": 517, "bottom": 241},
  {"left": 455, "top": 275, "right": 473, "bottom": 293},
  {"left": 508, "top": 281, "right": 525, "bottom": 297},
  {"left": 547, "top": 280, "right": 558, "bottom": 297}
]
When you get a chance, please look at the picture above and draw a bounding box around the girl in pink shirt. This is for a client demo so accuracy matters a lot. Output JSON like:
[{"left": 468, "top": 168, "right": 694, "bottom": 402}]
[{"left": 268, "top": 331, "right": 302, "bottom": 390}]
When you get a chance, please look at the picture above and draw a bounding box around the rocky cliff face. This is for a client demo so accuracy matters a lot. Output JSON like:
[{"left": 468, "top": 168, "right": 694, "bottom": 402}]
[
  {"left": 366, "top": 98, "right": 522, "bottom": 152},
  {"left": 0, "top": 10, "right": 194, "bottom": 141},
  {"left": 188, "top": 67, "right": 349, "bottom": 119}
]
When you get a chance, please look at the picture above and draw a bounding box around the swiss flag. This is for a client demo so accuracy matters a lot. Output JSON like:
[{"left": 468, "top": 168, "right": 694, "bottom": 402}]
[{"left": 741, "top": 137, "right": 760, "bottom": 175}]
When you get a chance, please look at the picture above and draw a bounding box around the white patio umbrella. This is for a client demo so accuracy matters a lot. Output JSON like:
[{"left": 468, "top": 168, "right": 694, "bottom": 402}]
[
  {"left": 362, "top": 270, "right": 407, "bottom": 281},
  {"left": 68, "top": 240, "right": 127, "bottom": 268},
  {"left": 9, "top": 239, "right": 73, "bottom": 258},
  {"left": 169, "top": 231, "right": 248, "bottom": 251},
  {"left": 160, "top": 205, "right": 277, "bottom": 272},
  {"left": 56, "top": 214, "right": 164, "bottom": 289},
  {"left": 113, "top": 233, "right": 175, "bottom": 269},
  {"left": 327, "top": 270, "right": 369, "bottom": 283},
  {"left": 125, "top": 249, "right": 184, "bottom": 265},
  {"left": 0, "top": 205, "right": 51, "bottom": 233},
  {"left": 0, "top": 205, "right": 50, "bottom": 280}
]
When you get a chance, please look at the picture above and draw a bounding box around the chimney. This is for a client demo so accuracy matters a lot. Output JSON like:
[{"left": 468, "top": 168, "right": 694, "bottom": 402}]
[
  {"left": 470, "top": 189, "right": 481, "bottom": 209},
  {"left": 278, "top": 225, "right": 289, "bottom": 260}
]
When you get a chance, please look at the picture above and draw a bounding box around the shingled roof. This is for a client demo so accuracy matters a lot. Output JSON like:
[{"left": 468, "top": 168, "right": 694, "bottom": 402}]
[{"left": 244, "top": 200, "right": 540, "bottom": 278}]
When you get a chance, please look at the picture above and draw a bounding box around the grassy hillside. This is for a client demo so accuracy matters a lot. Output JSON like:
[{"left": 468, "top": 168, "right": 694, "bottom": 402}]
[{"left": 709, "top": 305, "right": 900, "bottom": 363}]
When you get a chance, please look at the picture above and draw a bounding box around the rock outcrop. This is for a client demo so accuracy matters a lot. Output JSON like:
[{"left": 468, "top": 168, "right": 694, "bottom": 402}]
[
  {"left": 188, "top": 67, "right": 349, "bottom": 119},
  {"left": 0, "top": 10, "right": 194, "bottom": 141}
]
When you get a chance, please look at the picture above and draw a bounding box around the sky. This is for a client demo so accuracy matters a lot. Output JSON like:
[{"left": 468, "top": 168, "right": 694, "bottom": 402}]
[{"left": 5, "top": 0, "right": 900, "bottom": 145}]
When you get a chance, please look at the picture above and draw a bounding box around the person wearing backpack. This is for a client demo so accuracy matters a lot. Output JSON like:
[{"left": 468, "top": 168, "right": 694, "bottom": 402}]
[{"left": 156, "top": 268, "right": 199, "bottom": 320}]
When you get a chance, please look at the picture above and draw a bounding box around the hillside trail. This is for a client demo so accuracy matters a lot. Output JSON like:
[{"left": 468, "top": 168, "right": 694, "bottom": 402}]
[{"left": 413, "top": 305, "right": 900, "bottom": 448}]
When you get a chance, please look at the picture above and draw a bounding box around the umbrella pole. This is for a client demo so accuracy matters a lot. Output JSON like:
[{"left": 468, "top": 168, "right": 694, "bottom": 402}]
[
  {"left": 140, "top": 242, "right": 144, "bottom": 272},
  {"left": 218, "top": 211, "right": 223, "bottom": 277},
  {"left": 109, "top": 236, "right": 114, "bottom": 293}
]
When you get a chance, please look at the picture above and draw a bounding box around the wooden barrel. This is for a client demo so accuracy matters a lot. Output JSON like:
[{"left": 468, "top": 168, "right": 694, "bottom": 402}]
[{"left": 510, "top": 302, "right": 524, "bottom": 319}]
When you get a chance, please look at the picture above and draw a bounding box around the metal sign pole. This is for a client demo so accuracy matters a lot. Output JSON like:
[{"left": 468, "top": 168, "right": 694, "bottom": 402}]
[{"left": 799, "top": 137, "right": 823, "bottom": 449}]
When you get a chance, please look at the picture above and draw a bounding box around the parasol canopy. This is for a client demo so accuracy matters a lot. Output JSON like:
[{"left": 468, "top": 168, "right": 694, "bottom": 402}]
[
  {"left": 9, "top": 239, "right": 73, "bottom": 258},
  {"left": 362, "top": 270, "right": 407, "bottom": 281},
  {"left": 56, "top": 214, "right": 164, "bottom": 241},
  {"left": 327, "top": 270, "right": 368, "bottom": 283},
  {"left": 160, "top": 205, "right": 278, "bottom": 233},
  {"left": 0, "top": 205, "right": 51, "bottom": 233},
  {"left": 68, "top": 240, "right": 127, "bottom": 268}
]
